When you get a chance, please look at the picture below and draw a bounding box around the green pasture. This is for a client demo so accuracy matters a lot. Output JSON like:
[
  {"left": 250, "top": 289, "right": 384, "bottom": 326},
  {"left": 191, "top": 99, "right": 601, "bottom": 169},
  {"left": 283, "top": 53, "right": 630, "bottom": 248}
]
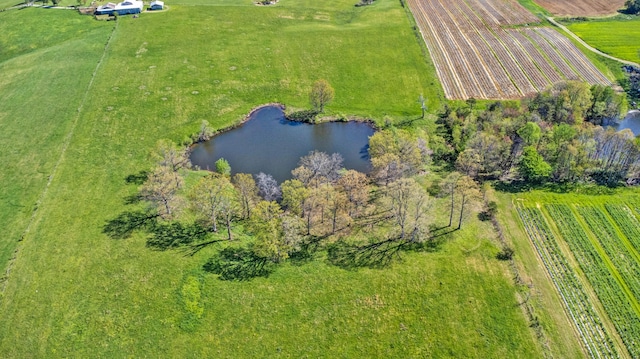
[
  {"left": 0, "top": 1, "right": 560, "bottom": 357},
  {"left": 0, "top": 9, "right": 114, "bottom": 279},
  {"left": 565, "top": 17, "right": 640, "bottom": 64}
]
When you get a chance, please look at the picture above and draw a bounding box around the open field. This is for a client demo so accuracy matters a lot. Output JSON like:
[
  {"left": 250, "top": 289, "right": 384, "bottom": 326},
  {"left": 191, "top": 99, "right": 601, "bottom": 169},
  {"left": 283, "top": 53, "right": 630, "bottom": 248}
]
[
  {"left": 406, "top": 0, "right": 610, "bottom": 100},
  {"left": 0, "top": 0, "right": 577, "bottom": 357},
  {"left": 514, "top": 190, "right": 640, "bottom": 358},
  {"left": 565, "top": 17, "right": 640, "bottom": 64},
  {"left": 533, "top": 0, "right": 626, "bottom": 17}
]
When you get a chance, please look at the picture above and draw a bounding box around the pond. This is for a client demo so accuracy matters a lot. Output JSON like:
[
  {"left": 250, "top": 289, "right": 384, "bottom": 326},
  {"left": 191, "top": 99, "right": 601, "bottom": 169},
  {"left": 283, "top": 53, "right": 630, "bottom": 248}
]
[
  {"left": 189, "top": 105, "right": 375, "bottom": 183},
  {"left": 615, "top": 110, "right": 640, "bottom": 136}
]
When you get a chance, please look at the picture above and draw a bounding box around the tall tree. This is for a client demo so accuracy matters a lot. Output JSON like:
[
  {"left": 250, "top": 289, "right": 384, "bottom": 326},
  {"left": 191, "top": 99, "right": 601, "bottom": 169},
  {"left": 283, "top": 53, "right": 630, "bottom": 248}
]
[
  {"left": 383, "top": 178, "right": 432, "bottom": 241},
  {"left": 189, "top": 174, "right": 236, "bottom": 233},
  {"left": 151, "top": 140, "right": 191, "bottom": 189},
  {"left": 517, "top": 122, "right": 542, "bottom": 147},
  {"left": 456, "top": 176, "right": 481, "bottom": 230},
  {"left": 152, "top": 139, "right": 191, "bottom": 173},
  {"left": 336, "top": 170, "right": 370, "bottom": 218},
  {"left": 369, "top": 130, "right": 429, "bottom": 184},
  {"left": 440, "top": 172, "right": 462, "bottom": 227},
  {"left": 518, "top": 146, "right": 552, "bottom": 183},
  {"left": 309, "top": 79, "right": 335, "bottom": 113},
  {"left": 141, "top": 166, "right": 183, "bottom": 219},
  {"left": 321, "top": 184, "right": 350, "bottom": 234},
  {"left": 248, "top": 201, "right": 288, "bottom": 262},
  {"left": 232, "top": 173, "right": 259, "bottom": 219},
  {"left": 281, "top": 179, "right": 309, "bottom": 217}
]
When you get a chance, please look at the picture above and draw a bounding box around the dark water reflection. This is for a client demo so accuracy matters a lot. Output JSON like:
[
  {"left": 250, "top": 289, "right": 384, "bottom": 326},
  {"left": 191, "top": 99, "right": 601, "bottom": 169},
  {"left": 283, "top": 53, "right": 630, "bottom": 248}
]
[{"left": 189, "top": 106, "right": 375, "bottom": 183}]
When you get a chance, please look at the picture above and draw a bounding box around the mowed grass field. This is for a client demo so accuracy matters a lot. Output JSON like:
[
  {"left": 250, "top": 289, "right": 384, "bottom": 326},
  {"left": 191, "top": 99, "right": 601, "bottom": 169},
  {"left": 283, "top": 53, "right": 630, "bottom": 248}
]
[
  {"left": 0, "top": 1, "right": 584, "bottom": 357},
  {"left": 566, "top": 16, "right": 640, "bottom": 64}
]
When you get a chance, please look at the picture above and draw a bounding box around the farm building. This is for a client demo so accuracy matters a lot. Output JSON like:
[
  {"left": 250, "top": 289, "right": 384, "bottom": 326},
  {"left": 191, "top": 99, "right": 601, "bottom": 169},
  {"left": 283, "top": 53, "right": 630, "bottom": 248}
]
[
  {"left": 95, "top": 2, "right": 115, "bottom": 14},
  {"left": 95, "top": 0, "right": 143, "bottom": 15},
  {"left": 150, "top": 0, "right": 164, "bottom": 10}
]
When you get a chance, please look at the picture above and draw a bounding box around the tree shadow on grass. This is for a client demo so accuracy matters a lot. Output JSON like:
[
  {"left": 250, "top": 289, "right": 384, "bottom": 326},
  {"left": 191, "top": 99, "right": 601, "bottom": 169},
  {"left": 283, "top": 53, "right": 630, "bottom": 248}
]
[
  {"left": 124, "top": 170, "right": 149, "bottom": 185},
  {"left": 146, "top": 221, "right": 211, "bottom": 251},
  {"left": 327, "top": 229, "right": 448, "bottom": 270},
  {"left": 103, "top": 210, "right": 159, "bottom": 239},
  {"left": 327, "top": 239, "right": 405, "bottom": 269},
  {"left": 203, "top": 247, "right": 275, "bottom": 281},
  {"left": 288, "top": 235, "right": 324, "bottom": 265}
]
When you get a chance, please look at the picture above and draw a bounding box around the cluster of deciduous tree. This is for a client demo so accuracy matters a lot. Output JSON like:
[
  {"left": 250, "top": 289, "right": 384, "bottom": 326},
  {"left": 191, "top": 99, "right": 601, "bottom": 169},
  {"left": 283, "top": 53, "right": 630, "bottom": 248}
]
[
  {"left": 437, "top": 81, "right": 640, "bottom": 186},
  {"left": 137, "top": 130, "right": 482, "bottom": 265}
]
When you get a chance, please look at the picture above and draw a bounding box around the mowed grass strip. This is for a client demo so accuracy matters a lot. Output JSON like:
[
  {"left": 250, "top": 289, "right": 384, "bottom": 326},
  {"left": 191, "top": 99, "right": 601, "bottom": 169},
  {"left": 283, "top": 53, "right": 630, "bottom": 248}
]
[
  {"left": 566, "top": 17, "right": 640, "bottom": 64},
  {"left": 0, "top": 1, "right": 547, "bottom": 357},
  {"left": 0, "top": 9, "right": 113, "bottom": 274}
]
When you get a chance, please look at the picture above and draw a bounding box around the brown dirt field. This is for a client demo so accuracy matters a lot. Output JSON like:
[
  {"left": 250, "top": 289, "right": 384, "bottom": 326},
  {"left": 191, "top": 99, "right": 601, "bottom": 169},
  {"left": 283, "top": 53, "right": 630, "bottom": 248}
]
[{"left": 535, "top": 0, "right": 627, "bottom": 16}]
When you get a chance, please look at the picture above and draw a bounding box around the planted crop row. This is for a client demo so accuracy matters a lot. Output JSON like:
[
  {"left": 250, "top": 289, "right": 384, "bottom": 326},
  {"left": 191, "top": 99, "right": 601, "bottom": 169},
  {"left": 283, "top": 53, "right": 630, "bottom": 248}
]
[
  {"left": 546, "top": 204, "right": 640, "bottom": 358},
  {"left": 535, "top": 28, "right": 610, "bottom": 86},
  {"left": 516, "top": 205, "right": 618, "bottom": 358},
  {"left": 576, "top": 206, "right": 640, "bottom": 303},
  {"left": 605, "top": 204, "right": 640, "bottom": 252},
  {"left": 406, "top": 0, "right": 610, "bottom": 99}
]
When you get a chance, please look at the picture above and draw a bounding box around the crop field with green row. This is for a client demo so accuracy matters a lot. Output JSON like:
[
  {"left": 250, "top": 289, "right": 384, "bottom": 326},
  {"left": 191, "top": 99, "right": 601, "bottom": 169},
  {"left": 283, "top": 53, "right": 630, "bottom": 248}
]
[{"left": 516, "top": 191, "right": 640, "bottom": 358}]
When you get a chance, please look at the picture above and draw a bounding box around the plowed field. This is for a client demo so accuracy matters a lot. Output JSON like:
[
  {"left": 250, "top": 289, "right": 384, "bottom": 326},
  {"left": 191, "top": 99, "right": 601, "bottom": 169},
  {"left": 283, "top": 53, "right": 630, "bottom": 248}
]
[
  {"left": 535, "top": 0, "right": 626, "bottom": 17},
  {"left": 407, "top": 0, "right": 611, "bottom": 100}
]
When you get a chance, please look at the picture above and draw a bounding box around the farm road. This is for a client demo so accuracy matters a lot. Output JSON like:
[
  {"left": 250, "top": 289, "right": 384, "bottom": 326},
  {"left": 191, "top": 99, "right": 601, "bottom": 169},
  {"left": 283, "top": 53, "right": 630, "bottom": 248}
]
[{"left": 547, "top": 17, "right": 640, "bottom": 68}]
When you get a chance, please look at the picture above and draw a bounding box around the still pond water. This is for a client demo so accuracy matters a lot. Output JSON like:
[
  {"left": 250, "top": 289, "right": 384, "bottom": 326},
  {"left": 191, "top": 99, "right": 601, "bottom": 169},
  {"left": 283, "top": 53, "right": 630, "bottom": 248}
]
[
  {"left": 190, "top": 106, "right": 375, "bottom": 183},
  {"left": 615, "top": 110, "right": 640, "bottom": 136}
]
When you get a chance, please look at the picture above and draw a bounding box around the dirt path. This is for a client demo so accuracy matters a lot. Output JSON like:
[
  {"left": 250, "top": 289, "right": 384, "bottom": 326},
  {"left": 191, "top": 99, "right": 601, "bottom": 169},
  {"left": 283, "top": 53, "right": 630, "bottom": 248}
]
[{"left": 547, "top": 17, "right": 640, "bottom": 68}]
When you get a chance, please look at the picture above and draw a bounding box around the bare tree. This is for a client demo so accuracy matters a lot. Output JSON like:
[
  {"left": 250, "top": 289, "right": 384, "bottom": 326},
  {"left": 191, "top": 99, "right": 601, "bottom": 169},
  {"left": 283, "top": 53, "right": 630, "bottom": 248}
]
[
  {"left": 152, "top": 139, "right": 191, "bottom": 173},
  {"left": 383, "top": 178, "right": 432, "bottom": 241},
  {"left": 151, "top": 140, "right": 191, "bottom": 189},
  {"left": 141, "top": 166, "right": 184, "bottom": 219},
  {"left": 319, "top": 184, "right": 350, "bottom": 234},
  {"left": 232, "top": 173, "right": 259, "bottom": 219},
  {"left": 309, "top": 79, "right": 335, "bottom": 113},
  {"left": 456, "top": 176, "right": 481, "bottom": 230},
  {"left": 292, "top": 151, "right": 343, "bottom": 187},
  {"left": 256, "top": 172, "right": 281, "bottom": 201},
  {"left": 440, "top": 172, "right": 462, "bottom": 227},
  {"left": 336, "top": 170, "right": 370, "bottom": 218}
]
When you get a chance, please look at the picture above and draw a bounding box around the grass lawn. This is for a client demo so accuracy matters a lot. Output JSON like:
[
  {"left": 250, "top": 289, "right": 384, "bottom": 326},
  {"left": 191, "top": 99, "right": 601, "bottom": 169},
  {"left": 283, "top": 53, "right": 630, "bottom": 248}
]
[
  {"left": 0, "top": 0, "right": 581, "bottom": 357},
  {"left": 565, "top": 16, "right": 640, "bottom": 64}
]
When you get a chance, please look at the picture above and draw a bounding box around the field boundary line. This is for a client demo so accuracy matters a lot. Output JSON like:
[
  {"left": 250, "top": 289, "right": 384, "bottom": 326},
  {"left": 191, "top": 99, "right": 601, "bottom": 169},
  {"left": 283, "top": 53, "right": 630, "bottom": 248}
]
[
  {"left": 0, "top": 22, "right": 118, "bottom": 297},
  {"left": 547, "top": 17, "right": 640, "bottom": 68}
]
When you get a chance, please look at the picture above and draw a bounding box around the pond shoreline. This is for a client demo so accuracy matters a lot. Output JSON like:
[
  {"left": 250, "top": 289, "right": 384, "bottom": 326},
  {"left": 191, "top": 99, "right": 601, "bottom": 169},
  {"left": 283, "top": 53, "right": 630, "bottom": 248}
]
[
  {"left": 191, "top": 103, "right": 378, "bottom": 147},
  {"left": 189, "top": 104, "right": 375, "bottom": 182}
]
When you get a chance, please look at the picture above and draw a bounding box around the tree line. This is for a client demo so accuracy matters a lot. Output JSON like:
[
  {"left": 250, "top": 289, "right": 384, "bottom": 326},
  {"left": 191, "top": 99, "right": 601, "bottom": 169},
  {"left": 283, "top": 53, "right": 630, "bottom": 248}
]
[
  {"left": 436, "top": 81, "right": 639, "bottom": 186},
  {"left": 136, "top": 132, "right": 481, "bottom": 265}
]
